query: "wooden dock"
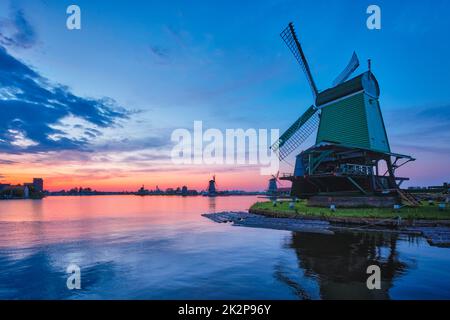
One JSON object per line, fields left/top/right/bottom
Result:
{"left": 202, "top": 212, "right": 334, "bottom": 234}
{"left": 406, "top": 227, "right": 450, "bottom": 247}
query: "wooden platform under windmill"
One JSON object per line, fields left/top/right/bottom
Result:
{"left": 272, "top": 22, "right": 417, "bottom": 208}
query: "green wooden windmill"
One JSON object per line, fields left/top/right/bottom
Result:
{"left": 272, "top": 23, "right": 417, "bottom": 205}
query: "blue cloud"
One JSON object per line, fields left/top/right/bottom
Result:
{"left": 0, "top": 46, "right": 128, "bottom": 153}
{"left": 11, "top": 8, "right": 36, "bottom": 48}
{"left": 0, "top": 6, "right": 36, "bottom": 49}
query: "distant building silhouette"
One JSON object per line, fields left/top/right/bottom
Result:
{"left": 24, "top": 185, "right": 30, "bottom": 198}
{"left": 33, "top": 178, "right": 43, "bottom": 192}
{"left": 0, "top": 183, "right": 11, "bottom": 192}
{"left": 1, "top": 178, "right": 44, "bottom": 199}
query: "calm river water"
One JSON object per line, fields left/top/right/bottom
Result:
{"left": 0, "top": 195, "right": 449, "bottom": 299}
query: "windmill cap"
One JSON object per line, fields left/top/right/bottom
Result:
{"left": 315, "top": 71, "right": 380, "bottom": 106}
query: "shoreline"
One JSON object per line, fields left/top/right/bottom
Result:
{"left": 203, "top": 211, "right": 450, "bottom": 247}
{"left": 249, "top": 199, "right": 450, "bottom": 226}
{"left": 0, "top": 193, "right": 261, "bottom": 200}
{"left": 248, "top": 208, "right": 450, "bottom": 227}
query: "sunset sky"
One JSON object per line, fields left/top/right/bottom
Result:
{"left": 1, "top": 0, "right": 449, "bottom": 191}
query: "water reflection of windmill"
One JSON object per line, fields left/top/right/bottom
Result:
{"left": 273, "top": 23, "right": 416, "bottom": 206}
{"left": 278, "top": 231, "right": 412, "bottom": 300}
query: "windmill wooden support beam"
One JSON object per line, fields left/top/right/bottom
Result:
{"left": 280, "top": 143, "right": 413, "bottom": 200}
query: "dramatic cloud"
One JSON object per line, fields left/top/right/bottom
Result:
{"left": 0, "top": 46, "right": 128, "bottom": 153}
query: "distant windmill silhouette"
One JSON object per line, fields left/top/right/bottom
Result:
{"left": 207, "top": 175, "right": 217, "bottom": 196}
{"left": 267, "top": 171, "right": 283, "bottom": 195}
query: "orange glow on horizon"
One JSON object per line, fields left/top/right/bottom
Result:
{"left": 0, "top": 163, "right": 270, "bottom": 192}
{"left": 1, "top": 150, "right": 443, "bottom": 192}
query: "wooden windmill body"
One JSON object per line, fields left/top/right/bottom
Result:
{"left": 273, "top": 23, "right": 417, "bottom": 206}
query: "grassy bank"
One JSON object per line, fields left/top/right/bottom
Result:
{"left": 250, "top": 200, "right": 450, "bottom": 220}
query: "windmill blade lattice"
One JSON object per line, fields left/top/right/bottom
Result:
{"left": 272, "top": 105, "right": 320, "bottom": 160}
{"left": 280, "top": 23, "right": 319, "bottom": 100}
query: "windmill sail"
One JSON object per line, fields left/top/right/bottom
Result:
{"left": 271, "top": 105, "right": 319, "bottom": 160}
{"left": 281, "top": 23, "right": 319, "bottom": 100}
{"left": 333, "top": 52, "right": 360, "bottom": 86}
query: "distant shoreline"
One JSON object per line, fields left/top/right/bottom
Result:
{"left": 1, "top": 193, "right": 263, "bottom": 200}
{"left": 48, "top": 193, "right": 262, "bottom": 196}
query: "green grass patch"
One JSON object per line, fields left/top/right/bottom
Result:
{"left": 250, "top": 200, "right": 450, "bottom": 220}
